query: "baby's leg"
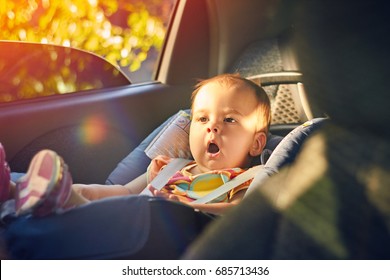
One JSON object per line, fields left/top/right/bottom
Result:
{"left": 72, "top": 183, "right": 132, "bottom": 201}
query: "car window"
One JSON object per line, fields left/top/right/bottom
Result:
{"left": 0, "top": 0, "right": 177, "bottom": 84}
{"left": 0, "top": 41, "right": 131, "bottom": 102}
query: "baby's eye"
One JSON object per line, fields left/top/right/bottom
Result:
{"left": 224, "top": 117, "right": 236, "bottom": 123}
{"left": 198, "top": 116, "right": 208, "bottom": 123}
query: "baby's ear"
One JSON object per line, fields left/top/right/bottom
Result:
{"left": 249, "top": 131, "right": 267, "bottom": 157}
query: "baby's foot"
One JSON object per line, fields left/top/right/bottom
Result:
{"left": 15, "top": 150, "right": 72, "bottom": 216}
{"left": 0, "top": 143, "right": 11, "bottom": 203}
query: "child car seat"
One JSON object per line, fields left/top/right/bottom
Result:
{"left": 105, "top": 109, "right": 284, "bottom": 186}
{"left": 2, "top": 111, "right": 324, "bottom": 259}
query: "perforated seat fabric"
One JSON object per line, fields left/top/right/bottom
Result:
{"left": 230, "top": 38, "right": 310, "bottom": 125}
{"left": 270, "top": 84, "right": 301, "bottom": 124}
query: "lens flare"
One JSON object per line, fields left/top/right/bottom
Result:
{"left": 79, "top": 116, "right": 108, "bottom": 145}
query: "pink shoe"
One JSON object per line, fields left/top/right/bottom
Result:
{"left": 15, "top": 150, "right": 72, "bottom": 216}
{"left": 0, "top": 143, "right": 11, "bottom": 203}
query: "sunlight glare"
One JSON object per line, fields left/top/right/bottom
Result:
{"left": 18, "top": 29, "right": 27, "bottom": 40}
{"left": 70, "top": 4, "right": 78, "bottom": 14}
{"left": 7, "top": 11, "right": 15, "bottom": 20}
{"left": 88, "top": 0, "right": 98, "bottom": 7}
{"left": 79, "top": 116, "right": 108, "bottom": 145}
{"left": 121, "top": 48, "right": 129, "bottom": 58}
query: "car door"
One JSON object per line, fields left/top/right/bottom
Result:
{"left": 0, "top": 0, "right": 213, "bottom": 184}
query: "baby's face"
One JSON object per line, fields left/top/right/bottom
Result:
{"left": 190, "top": 82, "right": 262, "bottom": 173}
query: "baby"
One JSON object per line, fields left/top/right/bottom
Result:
{"left": 0, "top": 73, "right": 271, "bottom": 216}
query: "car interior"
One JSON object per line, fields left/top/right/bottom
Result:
{"left": 2, "top": 0, "right": 388, "bottom": 260}
{"left": 0, "top": 0, "right": 315, "bottom": 185}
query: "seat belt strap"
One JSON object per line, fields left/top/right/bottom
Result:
{"left": 191, "top": 165, "right": 263, "bottom": 204}
{"left": 140, "top": 158, "right": 192, "bottom": 196}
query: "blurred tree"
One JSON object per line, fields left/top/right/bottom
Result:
{"left": 0, "top": 0, "right": 168, "bottom": 73}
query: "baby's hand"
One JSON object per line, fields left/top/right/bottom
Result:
{"left": 147, "top": 185, "right": 191, "bottom": 204}
{"left": 148, "top": 185, "right": 178, "bottom": 200}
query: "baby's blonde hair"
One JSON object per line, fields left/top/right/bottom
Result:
{"left": 191, "top": 73, "right": 271, "bottom": 134}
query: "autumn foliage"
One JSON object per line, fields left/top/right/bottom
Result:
{"left": 0, "top": 0, "right": 172, "bottom": 72}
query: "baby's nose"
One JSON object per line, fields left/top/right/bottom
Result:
{"left": 207, "top": 124, "right": 219, "bottom": 133}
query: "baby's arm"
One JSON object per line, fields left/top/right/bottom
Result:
{"left": 72, "top": 173, "right": 148, "bottom": 201}
{"left": 123, "top": 173, "right": 148, "bottom": 194}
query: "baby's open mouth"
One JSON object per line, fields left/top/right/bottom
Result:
{"left": 208, "top": 143, "right": 220, "bottom": 154}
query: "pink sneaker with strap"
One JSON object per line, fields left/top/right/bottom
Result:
{"left": 0, "top": 143, "right": 11, "bottom": 203}
{"left": 15, "top": 149, "right": 72, "bottom": 216}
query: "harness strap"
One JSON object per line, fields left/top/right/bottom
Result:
{"left": 140, "top": 158, "right": 192, "bottom": 196}
{"left": 191, "top": 165, "right": 263, "bottom": 204}
{"left": 141, "top": 158, "right": 262, "bottom": 204}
